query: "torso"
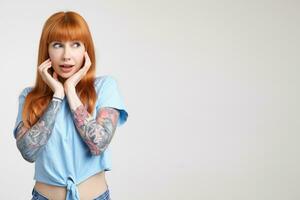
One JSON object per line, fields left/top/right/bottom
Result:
{"left": 33, "top": 171, "right": 108, "bottom": 200}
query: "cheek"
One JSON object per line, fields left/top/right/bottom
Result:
{"left": 48, "top": 51, "right": 61, "bottom": 64}
{"left": 76, "top": 53, "right": 85, "bottom": 66}
{"left": 48, "top": 57, "right": 60, "bottom": 72}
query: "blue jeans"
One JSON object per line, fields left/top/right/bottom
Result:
{"left": 31, "top": 187, "right": 111, "bottom": 200}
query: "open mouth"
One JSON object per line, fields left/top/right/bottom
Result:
{"left": 59, "top": 64, "right": 74, "bottom": 68}
{"left": 59, "top": 64, "right": 75, "bottom": 72}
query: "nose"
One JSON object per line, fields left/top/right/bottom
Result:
{"left": 63, "top": 46, "right": 71, "bottom": 61}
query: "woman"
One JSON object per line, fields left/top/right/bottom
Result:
{"left": 13, "top": 11, "right": 128, "bottom": 200}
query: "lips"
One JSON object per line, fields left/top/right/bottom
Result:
{"left": 59, "top": 64, "right": 74, "bottom": 68}
{"left": 59, "top": 64, "right": 75, "bottom": 73}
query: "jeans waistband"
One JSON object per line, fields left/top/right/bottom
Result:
{"left": 32, "top": 187, "right": 110, "bottom": 200}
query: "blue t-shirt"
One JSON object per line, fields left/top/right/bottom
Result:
{"left": 13, "top": 75, "right": 128, "bottom": 200}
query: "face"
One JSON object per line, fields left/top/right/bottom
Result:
{"left": 48, "top": 40, "right": 85, "bottom": 80}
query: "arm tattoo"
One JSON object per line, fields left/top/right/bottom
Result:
{"left": 15, "top": 99, "right": 62, "bottom": 163}
{"left": 71, "top": 106, "right": 119, "bottom": 155}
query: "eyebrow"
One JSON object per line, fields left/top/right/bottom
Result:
{"left": 51, "top": 40, "right": 82, "bottom": 43}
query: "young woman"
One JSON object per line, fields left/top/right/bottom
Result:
{"left": 13, "top": 11, "right": 128, "bottom": 200}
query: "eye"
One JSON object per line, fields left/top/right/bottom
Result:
{"left": 52, "top": 43, "right": 62, "bottom": 48}
{"left": 73, "top": 42, "right": 81, "bottom": 47}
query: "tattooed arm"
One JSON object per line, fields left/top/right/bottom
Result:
{"left": 71, "top": 105, "right": 119, "bottom": 155}
{"left": 15, "top": 98, "right": 62, "bottom": 163}
{"left": 66, "top": 86, "right": 119, "bottom": 155}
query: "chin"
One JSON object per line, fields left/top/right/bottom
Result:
{"left": 59, "top": 72, "right": 74, "bottom": 78}
{"left": 55, "top": 73, "right": 71, "bottom": 83}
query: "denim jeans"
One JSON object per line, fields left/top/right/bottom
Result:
{"left": 31, "top": 187, "right": 111, "bottom": 200}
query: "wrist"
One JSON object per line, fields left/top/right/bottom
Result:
{"left": 52, "top": 96, "right": 64, "bottom": 102}
{"left": 53, "top": 91, "right": 65, "bottom": 99}
{"left": 64, "top": 85, "right": 76, "bottom": 94}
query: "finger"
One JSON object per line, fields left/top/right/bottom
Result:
{"left": 83, "top": 52, "right": 91, "bottom": 71}
{"left": 41, "top": 64, "right": 52, "bottom": 76}
{"left": 40, "top": 60, "right": 51, "bottom": 70}
{"left": 43, "top": 58, "right": 50, "bottom": 64}
{"left": 40, "top": 58, "right": 51, "bottom": 67}
{"left": 39, "top": 63, "right": 51, "bottom": 74}
{"left": 84, "top": 51, "right": 91, "bottom": 65}
{"left": 41, "top": 62, "right": 52, "bottom": 72}
{"left": 82, "top": 63, "right": 90, "bottom": 74}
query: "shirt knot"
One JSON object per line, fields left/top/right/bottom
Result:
{"left": 66, "top": 177, "right": 80, "bottom": 200}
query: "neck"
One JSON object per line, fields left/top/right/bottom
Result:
{"left": 58, "top": 76, "right": 67, "bottom": 84}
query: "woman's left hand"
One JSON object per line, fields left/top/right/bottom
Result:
{"left": 64, "top": 51, "right": 91, "bottom": 90}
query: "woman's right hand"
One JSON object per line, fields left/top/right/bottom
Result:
{"left": 38, "top": 58, "right": 65, "bottom": 98}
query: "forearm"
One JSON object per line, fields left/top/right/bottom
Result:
{"left": 71, "top": 105, "right": 117, "bottom": 155}
{"left": 16, "top": 98, "right": 62, "bottom": 163}
{"left": 66, "top": 87, "right": 117, "bottom": 155}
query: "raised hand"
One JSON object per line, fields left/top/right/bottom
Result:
{"left": 38, "top": 58, "right": 65, "bottom": 98}
{"left": 64, "top": 51, "right": 91, "bottom": 90}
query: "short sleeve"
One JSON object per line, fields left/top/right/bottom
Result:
{"left": 95, "top": 76, "right": 129, "bottom": 127}
{"left": 13, "top": 87, "right": 32, "bottom": 139}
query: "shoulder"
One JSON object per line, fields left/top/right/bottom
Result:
{"left": 18, "top": 86, "right": 34, "bottom": 98}
{"left": 94, "top": 75, "right": 118, "bottom": 90}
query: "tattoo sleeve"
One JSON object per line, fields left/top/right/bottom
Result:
{"left": 71, "top": 106, "right": 120, "bottom": 155}
{"left": 15, "top": 98, "right": 62, "bottom": 163}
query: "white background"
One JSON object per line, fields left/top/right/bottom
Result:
{"left": 0, "top": 0, "right": 299, "bottom": 199}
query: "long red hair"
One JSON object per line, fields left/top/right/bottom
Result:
{"left": 22, "top": 11, "right": 97, "bottom": 128}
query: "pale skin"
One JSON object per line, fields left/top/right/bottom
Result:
{"left": 16, "top": 40, "right": 120, "bottom": 162}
